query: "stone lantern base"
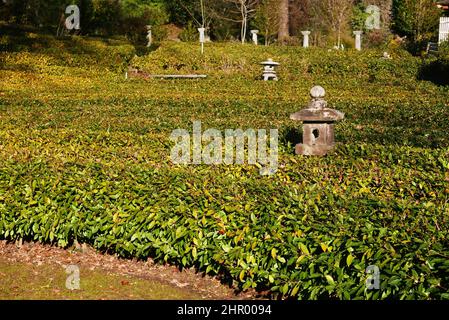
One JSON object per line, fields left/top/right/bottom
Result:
{"left": 263, "top": 70, "right": 278, "bottom": 81}
{"left": 295, "top": 144, "right": 336, "bottom": 156}
{"left": 295, "top": 122, "right": 336, "bottom": 156}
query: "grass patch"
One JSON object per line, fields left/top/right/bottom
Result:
{"left": 0, "top": 258, "right": 202, "bottom": 300}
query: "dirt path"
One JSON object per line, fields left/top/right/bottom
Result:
{"left": 0, "top": 241, "right": 259, "bottom": 300}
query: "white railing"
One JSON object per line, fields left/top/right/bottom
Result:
{"left": 439, "top": 17, "right": 449, "bottom": 44}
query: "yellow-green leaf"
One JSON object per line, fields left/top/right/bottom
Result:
{"left": 320, "top": 242, "right": 328, "bottom": 252}
{"left": 346, "top": 254, "right": 354, "bottom": 267}
{"left": 282, "top": 283, "right": 289, "bottom": 294}
{"left": 291, "top": 285, "right": 300, "bottom": 296}
{"left": 296, "top": 255, "right": 307, "bottom": 264}
{"left": 299, "top": 243, "right": 310, "bottom": 255}
{"left": 239, "top": 270, "right": 245, "bottom": 282}
{"left": 271, "top": 248, "right": 277, "bottom": 259}
{"left": 325, "top": 275, "right": 335, "bottom": 285}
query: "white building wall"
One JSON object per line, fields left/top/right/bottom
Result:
{"left": 440, "top": 17, "right": 449, "bottom": 44}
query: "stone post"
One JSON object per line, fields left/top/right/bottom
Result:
{"left": 301, "top": 31, "right": 311, "bottom": 48}
{"left": 146, "top": 25, "right": 152, "bottom": 47}
{"left": 198, "top": 27, "right": 205, "bottom": 54}
{"left": 250, "top": 30, "right": 259, "bottom": 45}
{"left": 353, "top": 31, "right": 363, "bottom": 51}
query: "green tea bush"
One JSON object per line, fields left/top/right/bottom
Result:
{"left": 0, "top": 32, "right": 136, "bottom": 72}
{"left": 179, "top": 22, "right": 199, "bottom": 42}
{"left": 131, "top": 42, "right": 420, "bottom": 84}
{"left": 419, "top": 42, "right": 449, "bottom": 86}
{"left": 1, "top": 38, "right": 449, "bottom": 300}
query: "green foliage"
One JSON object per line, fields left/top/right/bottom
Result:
{"left": 392, "top": 0, "right": 441, "bottom": 52}
{"left": 0, "top": 0, "right": 169, "bottom": 44}
{"left": 179, "top": 21, "right": 199, "bottom": 42}
{"left": 121, "top": 0, "right": 166, "bottom": 19}
{"left": 0, "top": 0, "right": 65, "bottom": 26}
{"left": 0, "top": 32, "right": 135, "bottom": 72}
{"left": 90, "top": 0, "right": 122, "bottom": 36}
{"left": 1, "top": 38, "right": 449, "bottom": 300}
{"left": 351, "top": 2, "right": 369, "bottom": 31}
{"left": 419, "top": 42, "right": 449, "bottom": 85}
{"left": 253, "top": 0, "right": 280, "bottom": 46}
{"left": 130, "top": 41, "right": 420, "bottom": 81}
{"left": 163, "top": 0, "right": 197, "bottom": 26}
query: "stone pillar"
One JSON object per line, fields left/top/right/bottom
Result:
{"left": 198, "top": 27, "right": 205, "bottom": 54}
{"left": 251, "top": 30, "right": 259, "bottom": 45}
{"left": 353, "top": 31, "right": 363, "bottom": 51}
{"left": 301, "top": 31, "right": 311, "bottom": 48}
{"left": 146, "top": 25, "right": 152, "bottom": 47}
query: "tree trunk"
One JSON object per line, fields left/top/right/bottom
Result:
{"left": 240, "top": 1, "right": 247, "bottom": 44}
{"left": 265, "top": 26, "right": 269, "bottom": 45}
{"left": 337, "top": 26, "right": 341, "bottom": 48}
{"left": 278, "top": 0, "right": 289, "bottom": 42}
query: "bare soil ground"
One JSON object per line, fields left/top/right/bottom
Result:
{"left": 0, "top": 240, "right": 261, "bottom": 300}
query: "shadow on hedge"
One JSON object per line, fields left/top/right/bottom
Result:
{"left": 418, "top": 60, "right": 449, "bottom": 86}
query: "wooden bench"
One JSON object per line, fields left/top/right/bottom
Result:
{"left": 426, "top": 42, "right": 439, "bottom": 55}
{"left": 126, "top": 68, "right": 207, "bottom": 80}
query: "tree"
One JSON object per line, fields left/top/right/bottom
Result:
{"left": 169, "top": 0, "right": 214, "bottom": 36}
{"left": 278, "top": 0, "right": 289, "bottom": 41}
{"left": 90, "top": 0, "right": 122, "bottom": 35}
{"left": 0, "top": 0, "right": 67, "bottom": 27}
{"left": 289, "top": 0, "right": 312, "bottom": 36}
{"left": 220, "top": 0, "right": 260, "bottom": 43}
{"left": 254, "top": 0, "right": 280, "bottom": 45}
{"left": 350, "top": 0, "right": 392, "bottom": 47}
{"left": 361, "top": 0, "right": 392, "bottom": 32}
{"left": 392, "top": 0, "right": 441, "bottom": 42}
{"left": 164, "top": 0, "right": 196, "bottom": 26}
{"left": 314, "top": 0, "right": 355, "bottom": 48}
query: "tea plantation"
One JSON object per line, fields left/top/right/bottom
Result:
{"left": 0, "top": 33, "right": 449, "bottom": 299}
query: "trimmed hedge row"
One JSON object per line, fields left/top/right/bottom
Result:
{"left": 0, "top": 141, "right": 448, "bottom": 299}
{"left": 131, "top": 42, "right": 419, "bottom": 84}
{"left": 1, "top": 38, "right": 449, "bottom": 299}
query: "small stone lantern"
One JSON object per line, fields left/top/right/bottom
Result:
{"left": 290, "top": 86, "right": 344, "bottom": 156}
{"left": 260, "top": 59, "right": 280, "bottom": 81}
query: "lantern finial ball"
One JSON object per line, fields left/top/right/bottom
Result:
{"left": 310, "top": 86, "right": 325, "bottom": 99}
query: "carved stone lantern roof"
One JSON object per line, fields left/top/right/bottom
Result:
{"left": 260, "top": 58, "right": 280, "bottom": 66}
{"left": 290, "top": 86, "right": 344, "bottom": 122}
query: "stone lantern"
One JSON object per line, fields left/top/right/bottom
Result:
{"left": 290, "top": 86, "right": 344, "bottom": 156}
{"left": 260, "top": 59, "right": 280, "bottom": 81}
